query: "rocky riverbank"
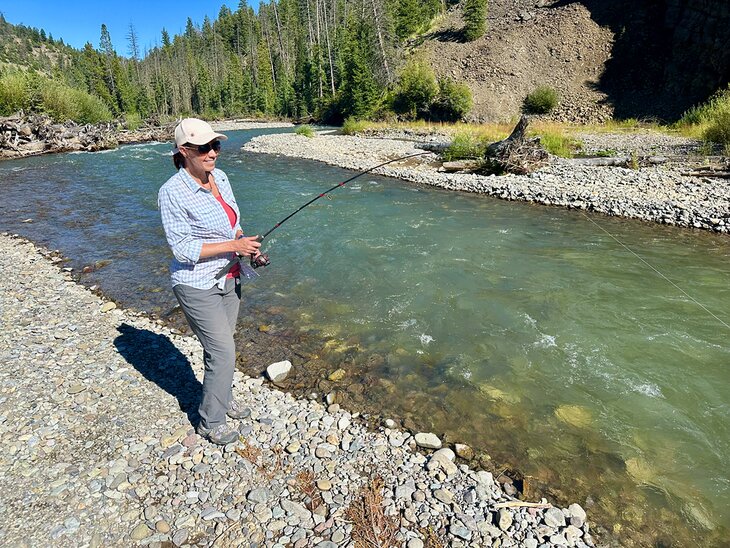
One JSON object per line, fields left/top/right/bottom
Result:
{"left": 0, "top": 115, "right": 293, "bottom": 160}
{"left": 0, "top": 231, "right": 595, "bottom": 547}
{"left": 243, "top": 131, "right": 730, "bottom": 234}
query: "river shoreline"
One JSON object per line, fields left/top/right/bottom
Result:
{"left": 243, "top": 131, "right": 730, "bottom": 235}
{"left": 0, "top": 116, "right": 293, "bottom": 160}
{"left": 0, "top": 231, "right": 596, "bottom": 547}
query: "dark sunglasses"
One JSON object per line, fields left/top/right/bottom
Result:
{"left": 184, "top": 141, "right": 221, "bottom": 154}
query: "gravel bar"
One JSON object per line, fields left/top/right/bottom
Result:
{"left": 0, "top": 232, "right": 596, "bottom": 547}
{"left": 243, "top": 133, "right": 729, "bottom": 234}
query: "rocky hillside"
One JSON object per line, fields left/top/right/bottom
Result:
{"left": 422, "top": 0, "right": 730, "bottom": 124}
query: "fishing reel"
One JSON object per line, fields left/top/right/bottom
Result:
{"left": 250, "top": 253, "right": 270, "bottom": 269}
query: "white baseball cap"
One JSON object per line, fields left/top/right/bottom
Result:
{"left": 173, "top": 118, "right": 227, "bottom": 152}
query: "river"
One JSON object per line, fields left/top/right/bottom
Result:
{"left": 1, "top": 128, "right": 728, "bottom": 546}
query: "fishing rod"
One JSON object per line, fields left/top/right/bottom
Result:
{"left": 214, "top": 151, "right": 431, "bottom": 280}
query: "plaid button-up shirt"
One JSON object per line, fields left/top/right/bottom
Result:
{"left": 158, "top": 168, "right": 242, "bottom": 289}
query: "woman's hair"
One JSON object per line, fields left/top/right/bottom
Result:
{"left": 173, "top": 151, "right": 185, "bottom": 170}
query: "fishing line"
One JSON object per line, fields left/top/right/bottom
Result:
{"left": 215, "top": 151, "right": 431, "bottom": 280}
{"left": 581, "top": 212, "right": 730, "bottom": 331}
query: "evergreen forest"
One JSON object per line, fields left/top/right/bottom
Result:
{"left": 0, "top": 0, "right": 475, "bottom": 125}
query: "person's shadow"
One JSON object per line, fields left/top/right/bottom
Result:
{"left": 113, "top": 323, "right": 202, "bottom": 426}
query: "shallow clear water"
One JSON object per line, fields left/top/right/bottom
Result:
{"left": 1, "top": 129, "right": 728, "bottom": 546}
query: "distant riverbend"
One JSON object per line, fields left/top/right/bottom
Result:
{"left": 243, "top": 130, "right": 730, "bottom": 234}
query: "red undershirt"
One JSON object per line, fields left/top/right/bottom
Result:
{"left": 215, "top": 194, "right": 241, "bottom": 278}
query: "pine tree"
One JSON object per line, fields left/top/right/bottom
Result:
{"left": 339, "top": 21, "right": 379, "bottom": 119}
{"left": 463, "top": 0, "right": 488, "bottom": 41}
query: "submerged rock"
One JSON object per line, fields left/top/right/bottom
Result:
{"left": 554, "top": 404, "right": 592, "bottom": 428}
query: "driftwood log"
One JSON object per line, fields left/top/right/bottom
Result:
{"left": 484, "top": 114, "right": 548, "bottom": 174}
{"left": 441, "top": 160, "right": 481, "bottom": 173}
{"left": 682, "top": 170, "right": 730, "bottom": 178}
{"left": 567, "top": 156, "right": 669, "bottom": 167}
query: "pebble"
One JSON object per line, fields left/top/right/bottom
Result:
{"left": 0, "top": 233, "right": 597, "bottom": 548}
{"left": 130, "top": 524, "right": 152, "bottom": 541}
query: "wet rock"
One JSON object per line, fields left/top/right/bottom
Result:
{"left": 569, "top": 503, "right": 587, "bottom": 527}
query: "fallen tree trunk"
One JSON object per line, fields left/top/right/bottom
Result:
{"left": 567, "top": 156, "right": 669, "bottom": 167}
{"left": 440, "top": 160, "right": 481, "bottom": 173}
{"left": 682, "top": 170, "right": 730, "bottom": 178}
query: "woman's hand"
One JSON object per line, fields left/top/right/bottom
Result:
{"left": 231, "top": 235, "right": 261, "bottom": 257}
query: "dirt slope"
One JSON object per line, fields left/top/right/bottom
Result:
{"left": 421, "top": 0, "right": 615, "bottom": 123}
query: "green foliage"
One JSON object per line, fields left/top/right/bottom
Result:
{"left": 536, "top": 131, "right": 581, "bottom": 158}
{"left": 463, "top": 0, "right": 488, "bottom": 41}
{"left": 294, "top": 124, "right": 315, "bottom": 138}
{"left": 392, "top": 58, "right": 438, "bottom": 119}
{"left": 341, "top": 118, "right": 370, "bottom": 135}
{"left": 431, "top": 78, "right": 472, "bottom": 122}
{"left": 0, "top": 1, "right": 449, "bottom": 124}
{"left": 394, "top": 0, "right": 442, "bottom": 40}
{"left": 703, "top": 109, "right": 730, "bottom": 148}
{"left": 523, "top": 85, "right": 559, "bottom": 114}
{"left": 339, "top": 21, "right": 381, "bottom": 120}
{"left": 0, "top": 71, "right": 32, "bottom": 114}
{"left": 0, "top": 70, "right": 112, "bottom": 123}
{"left": 124, "top": 112, "right": 143, "bottom": 130}
{"left": 42, "top": 79, "right": 113, "bottom": 123}
{"left": 677, "top": 86, "right": 730, "bottom": 126}
{"left": 677, "top": 86, "right": 730, "bottom": 149}
{"left": 442, "top": 132, "right": 489, "bottom": 161}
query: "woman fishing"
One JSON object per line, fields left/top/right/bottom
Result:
{"left": 158, "top": 118, "right": 261, "bottom": 445}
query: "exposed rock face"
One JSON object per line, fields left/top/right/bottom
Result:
{"left": 424, "top": 0, "right": 729, "bottom": 123}
{"left": 663, "top": 0, "right": 730, "bottom": 109}
{"left": 589, "top": 0, "right": 730, "bottom": 120}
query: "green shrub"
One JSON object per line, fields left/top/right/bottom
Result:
{"left": 431, "top": 78, "right": 472, "bottom": 122}
{"left": 0, "top": 70, "right": 112, "bottom": 123}
{"left": 342, "top": 118, "right": 370, "bottom": 135}
{"left": 523, "top": 85, "right": 559, "bottom": 114}
{"left": 703, "top": 108, "right": 730, "bottom": 148}
{"left": 294, "top": 124, "right": 315, "bottom": 138}
{"left": 676, "top": 85, "right": 730, "bottom": 150}
{"left": 73, "top": 90, "right": 113, "bottom": 124}
{"left": 463, "top": 0, "right": 488, "bottom": 41}
{"left": 39, "top": 81, "right": 79, "bottom": 122}
{"left": 123, "top": 112, "right": 143, "bottom": 131}
{"left": 392, "top": 58, "right": 438, "bottom": 119}
{"left": 0, "top": 71, "right": 32, "bottom": 114}
{"left": 537, "top": 131, "right": 582, "bottom": 158}
{"left": 678, "top": 87, "right": 730, "bottom": 126}
{"left": 442, "top": 132, "right": 488, "bottom": 161}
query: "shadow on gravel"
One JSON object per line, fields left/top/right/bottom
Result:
{"left": 113, "top": 323, "right": 202, "bottom": 426}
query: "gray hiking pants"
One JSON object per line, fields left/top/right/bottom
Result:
{"left": 173, "top": 277, "right": 241, "bottom": 430}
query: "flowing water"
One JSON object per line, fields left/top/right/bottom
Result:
{"left": 1, "top": 129, "right": 728, "bottom": 546}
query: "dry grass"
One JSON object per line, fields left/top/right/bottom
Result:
{"left": 345, "top": 476, "right": 400, "bottom": 548}
{"left": 421, "top": 526, "right": 447, "bottom": 548}
{"left": 235, "top": 440, "right": 286, "bottom": 480}
{"left": 295, "top": 470, "right": 324, "bottom": 512}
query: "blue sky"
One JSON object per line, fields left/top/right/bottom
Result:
{"left": 1, "top": 1, "right": 258, "bottom": 56}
